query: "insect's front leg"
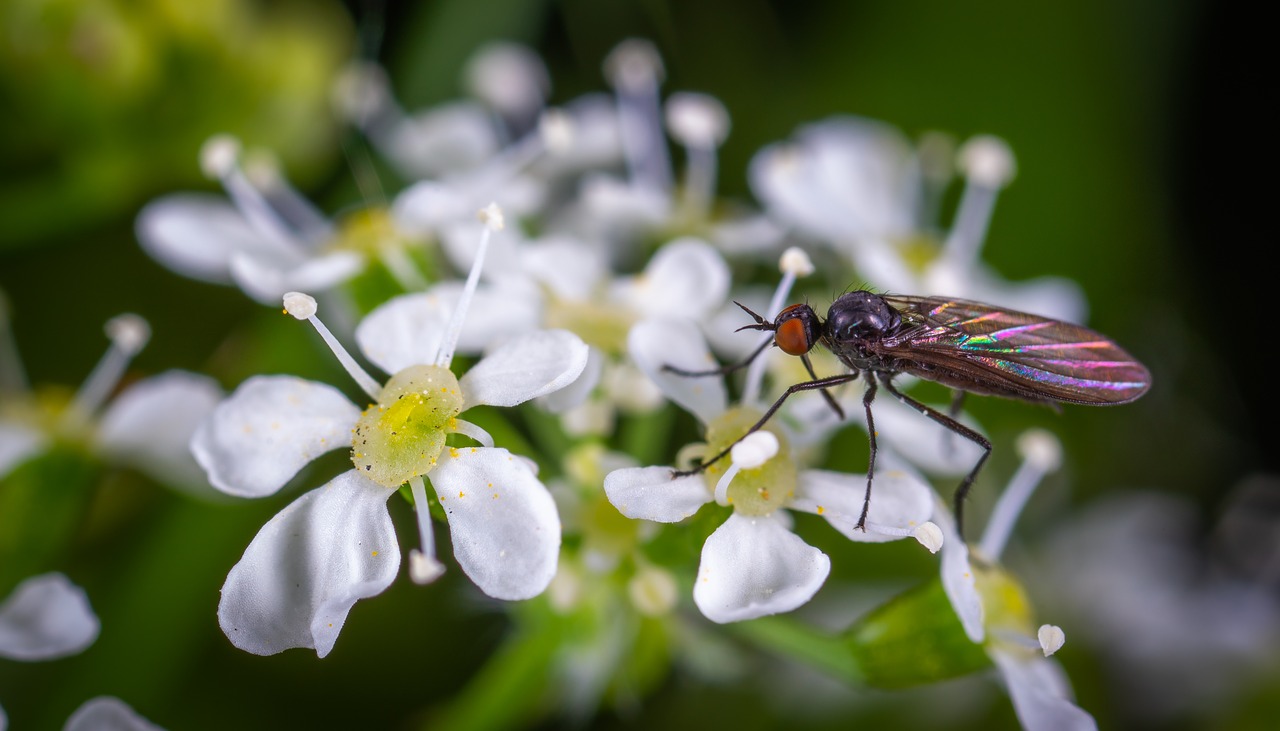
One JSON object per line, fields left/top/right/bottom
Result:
{"left": 662, "top": 336, "right": 771, "bottom": 378}
{"left": 880, "top": 375, "right": 991, "bottom": 541}
{"left": 672, "top": 372, "right": 860, "bottom": 478}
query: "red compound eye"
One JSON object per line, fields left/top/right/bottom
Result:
{"left": 775, "top": 306, "right": 816, "bottom": 356}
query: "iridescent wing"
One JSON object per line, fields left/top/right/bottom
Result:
{"left": 876, "top": 294, "right": 1151, "bottom": 405}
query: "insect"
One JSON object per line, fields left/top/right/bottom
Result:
{"left": 669, "top": 290, "right": 1152, "bottom": 537}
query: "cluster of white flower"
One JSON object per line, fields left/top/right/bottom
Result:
{"left": 2, "top": 37, "right": 1142, "bottom": 731}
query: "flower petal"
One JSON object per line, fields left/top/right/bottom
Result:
{"left": 851, "top": 394, "right": 986, "bottom": 477}
{"left": 0, "top": 419, "right": 47, "bottom": 480}
{"left": 536, "top": 345, "right": 603, "bottom": 413}
{"left": 229, "top": 249, "right": 365, "bottom": 305}
{"left": 430, "top": 447, "right": 560, "bottom": 600}
{"left": 793, "top": 467, "right": 934, "bottom": 542}
{"left": 992, "top": 650, "right": 1098, "bottom": 731}
{"left": 613, "top": 237, "right": 730, "bottom": 319}
{"left": 95, "top": 370, "right": 224, "bottom": 495}
{"left": 191, "top": 376, "right": 359, "bottom": 498}
{"left": 0, "top": 573, "right": 99, "bottom": 661}
{"left": 628, "top": 318, "right": 726, "bottom": 424}
{"left": 603, "top": 466, "right": 711, "bottom": 522}
{"left": 217, "top": 470, "right": 399, "bottom": 658}
{"left": 134, "top": 194, "right": 293, "bottom": 283}
{"left": 693, "top": 513, "right": 830, "bottom": 623}
{"left": 460, "top": 330, "right": 589, "bottom": 409}
{"left": 749, "top": 116, "right": 919, "bottom": 244}
{"left": 935, "top": 495, "right": 984, "bottom": 642}
{"left": 355, "top": 284, "right": 541, "bottom": 375}
{"left": 63, "top": 697, "right": 165, "bottom": 731}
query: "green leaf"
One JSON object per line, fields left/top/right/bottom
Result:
{"left": 842, "top": 578, "right": 992, "bottom": 688}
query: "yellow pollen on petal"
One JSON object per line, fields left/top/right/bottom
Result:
{"left": 371, "top": 551, "right": 379, "bottom": 557}
{"left": 449, "top": 447, "right": 460, "bottom": 458}
{"left": 816, "top": 505, "right": 825, "bottom": 515}
{"left": 458, "top": 491, "right": 465, "bottom": 498}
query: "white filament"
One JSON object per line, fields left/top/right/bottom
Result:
{"left": 434, "top": 204, "right": 500, "bottom": 368}
{"left": 408, "top": 476, "right": 446, "bottom": 585}
{"left": 283, "top": 292, "right": 382, "bottom": 399}
{"left": 62, "top": 314, "right": 150, "bottom": 429}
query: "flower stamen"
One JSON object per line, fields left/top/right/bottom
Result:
{"left": 61, "top": 314, "right": 150, "bottom": 430}
{"left": 200, "top": 135, "right": 306, "bottom": 253}
{"left": 435, "top": 203, "right": 502, "bottom": 368}
{"left": 942, "top": 134, "right": 1016, "bottom": 272}
{"left": 604, "top": 39, "right": 672, "bottom": 192}
{"left": 283, "top": 292, "right": 382, "bottom": 399}
{"left": 408, "top": 475, "right": 446, "bottom": 585}
{"left": 977, "top": 428, "right": 1062, "bottom": 561}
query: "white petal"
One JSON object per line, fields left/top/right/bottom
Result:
{"left": 95, "top": 371, "right": 224, "bottom": 494}
{"left": 992, "top": 650, "right": 1098, "bottom": 731}
{"left": 793, "top": 467, "right": 934, "bottom": 542}
{"left": 430, "top": 448, "right": 560, "bottom": 600}
{"left": 613, "top": 238, "right": 730, "bottom": 319}
{"left": 519, "top": 236, "right": 606, "bottom": 300}
{"left": 935, "top": 495, "right": 984, "bottom": 642}
{"left": 749, "top": 117, "right": 919, "bottom": 243}
{"left": 536, "top": 345, "right": 603, "bottom": 413}
{"left": 134, "top": 194, "right": 293, "bottom": 283}
{"left": 693, "top": 513, "right": 830, "bottom": 623}
{"left": 603, "top": 466, "right": 712, "bottom": 522}
{"left": 63, "top": 697, "right": 165, "bottom": 731}
{"left": 217, "top": 470, "right": 399, "bottom": 658}
{"left": 628, "top": 318, "right": 726, "bottom": 424}
{"left": 355, "top": 284, "right": 541, "bottom": 374}
{"left": 0, "top": 573, "right": 99, "bottom": 661}
{"left": 229, "top": 249, "right": 364, "bottom": 305}
{"left": 853, "top": 395, "right": 986, "bottom": 477}
{"left": 391, "top": 181, "right": 474, "bottom": 233}
{"left": 460, "top": 330, "right": 589, "bottom": 409}
{"left": 380, "top": 101, "right": 499, "bottom": 180}
{"left": 0, "top": 419, "right": 47, "bottom": 480}
{"left": 191, "top": 376, "right": 359, "bottom": 498}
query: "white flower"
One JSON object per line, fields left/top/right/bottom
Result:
{"left": 750, "top": 116, "right": 1085, "bottom": 321}
{"left": 135, "top": 135, "right": 379, "bottom": 304}
{"left": 191, "top": 214, "right": 590, "bottom": 657}
{"left": 62, "top": 697, "right": 165, "bottom": 731}
{"left": 361, "top": 234, "right": 732, "bottom": 432}
{"left": 934, "top": 428, "right": 1097, "bottom": 731}
{"left": 604, "top": 313, "right": 936, "bottom": 623}
{"left": 0, "top": 573, "right": 99, "bottom": 661}
{"left": 0, "top": 307, "right": 221, "bottom": 497}
{"left": 0, "top": 575, "right": 154, "bottom": 731}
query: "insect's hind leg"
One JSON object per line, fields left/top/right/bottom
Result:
{"left": 880, "top": 376, "right": 991, "bottom": 541}
{"left": 672, "top": 372, "right": 860, "bottom": 478}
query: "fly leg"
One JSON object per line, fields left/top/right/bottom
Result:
{"left": 855, "top": 375, "right": 878, "bottom": 531}
{"left": 662, "top": 336, "right": 771, "bottom": 378}
{"left": 672, "top": 372, "right": 860, "bottom": 478}
{"left": 802, "top": 353, "right": 845, "bottom": 420}
{"left": 881, "top": 376, "right": 991, "bottom": 541}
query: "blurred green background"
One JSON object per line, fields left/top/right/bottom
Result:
{"left": 1, "top": 0, "right": 1273, "bottom": 729}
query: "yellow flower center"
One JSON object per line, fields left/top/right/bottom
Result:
{"left": 699, "top": 406, "right": 796, "bottom": 516}
{"left": 351, "top": 364, "right": 464, "bottom": 488}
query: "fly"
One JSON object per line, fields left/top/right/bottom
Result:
{"left": 668, "top": 290, "right": 1152, "bottom": 537}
